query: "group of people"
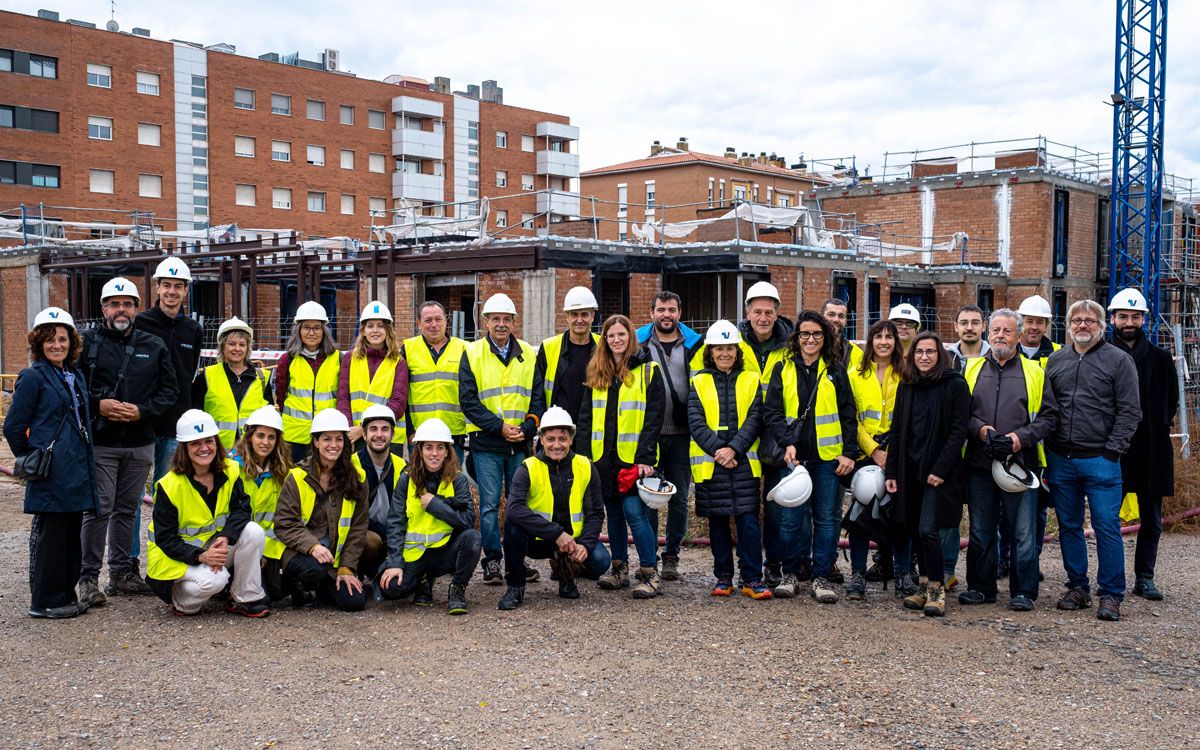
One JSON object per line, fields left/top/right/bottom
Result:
{"left": 6, "top": 255, "right": 1177, "bottom": 624}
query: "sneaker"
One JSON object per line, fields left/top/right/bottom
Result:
{"left": 28, "top": 603, "right": 84, "bottom": 619}
{"left": 497, "top": 585, "right": 525, "bottom": 611}
{"left": 78, "top": 578, "right": 107, "bottom": 607}
{"left": 1056, "top": 587, "right": 1093, "bottom": 611}
{"left": 481, "top": 559, "right": 503, "bottom": 586}
{"left": 1097, "top": 595, "right": 1121, "bottom": 622}
{"left": 414, "top": 576, "right": 434, "bottom": 607}
{"left": 524, "top": 560, "right": 540, "bottom": 583}
{"left": 105, "top": 571, "right": 153, "bottom": 597}
{"left": 558, "top": 578, "right": 580, "bottom": 599}
{"left": 894, "top": 574, "right": 919, "bottom": 598}
{"left": 1133, "top": 577, "right": 1164, "bottom": 601}
{"left": 291, "top": 588, "right": 318, "bottom": 609}
{"left": 773, "top": 573, "right": 800, "bottom": 599}
{"left": 924, "top": 583, "right": 946, "bottom": 617}
{"left": 957, "top": 589, "right": 997, "bottom": 605}
{"left": 597, "top": 560, "right": 629, "bottom": 590}
{"left": 944, "top": 574, "right": 959, "bottom": 592}
{"left": 828, "top": 563, "right": 845, "bottom": 585}
{"left": 763, "top": 563, "right": 783, "bottom": 588}
{"left": 740, "top": 581, "right": 774, "bottom": 600}
{"left": 845, "top": 572, "right": 867, "bottom": 601}
{"left": 903, "top": 577, "right": 928, "bottom": 610}
{"left": 631, "top": 566, "right": 661, "bottom": 599}
{"left": 225, "top": 598, "right": 272, "bottom": 618}
{"left": 810, "top": 577, "right": 838, "bottom": 604}
{"left": 447, "top": 583, "right": 468, "bottom": 615}
{"left": 1009, "top": 594, "right": 1034, "bottom": 612}
{"left": 711, "top": 580, "right": 734, "bottom": 596}
{"left": 661, "top": 555, "right": 681, "bottom": 581}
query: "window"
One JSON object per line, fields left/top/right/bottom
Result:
{"left": 339, "top": 105, "right": 354, "bottom": 125}
{"left": 191, "top": 75, "right": 206, "bottom": 98}
{"left": 522, "top": 134, "right": 535, "bottom": 152}
{"left": 0, "top": 106, "right": 11, "bottom": 128}
{"left": 31, "top": 163, "right": 60, "bottom": 188}
{"left": 271, "top": 141, "right": 291, "bottom": 162}
{"left": 496, "top": 130, "right": 507, "bottom": 148}
{"left": 368, "top": 153, "right": 385, "bottom": 173}
{"left": 718, "top": 179, "right": 725, "bottom": 202}
{"left": 340, "top": 149, "right": 354, "bottom": 169}
{"left": 192, "top": 124, "right": 208, "bottom": 141}
{"left": 617, "top": 184, "right": 628, "bottom": 217}
{"left": 234, "top": 88, "right": 255, "bottom": 110}
{"left": 496, "top": 170, "right": 507, "bottom": 188}
{"left": 468, "top": 184, "right": 479, "bottom": 199}
{"left": 368, "top": 109, "right": 385, "bottom": 129}
{"left": 139, "top": 174, "right": 162, "bottom": 198}
{"left": 306, "top": 145, "right": 325, "bottom": 166}
{"left": 0, "top": 106, "right": 58, "bottom": 133}
{"left": 467, "top": 121, "right": 479, "bottom": 141}
{"left": 90, "top": 169, "right": 114, "bottom": 194}
{"left": 88, "top": 116, "right": 113, "bottom": 140}
{"left": 29, "top": 55, "right": 57, "bottom": 79}
{"left": 777, "top": 194, "right": 791, "bottom": 208}
{"left": 306, "top": 99, "right": 325, "bottom": 121}
{"left": 521, "top": 213, "right": 535, "bottom": 229}
{"left": 521, "top": 174, "right": 535, "bottom": 192}
{"left": 138, "top": 123, "right": 161, "bottom": 146}
{"left": 549, "top": 140, "right": 564, "bottom": 153}
{"left": 192, "top": 146, "right": 208, "bottom": 168}
{"left": 136, "top": 71, "right": 160, "bottom": 95}
{"left": 495, "top": 210, "right": 508, "bottom": 228}
{"left": 225, "top": 136, "right": 251, "bottom": 159}
{"left": 235, "top": 184, "right": 256, "bottom": 207}
{"left": 708, "top": 177, "right": 714, "bottom": 207}
{"left": 307, "top": 191, "right": 326, "bottom": 212}
{"left": 271, "top": 94, "right": 291, "bottom": 116}
{"left": 87, "top": 63, "right": 111, "bottom": 88}
{"left": 192, "top": 102, "right": 207, "bottom": 117}
{"left": 1053, "top": 188, "right": 1069, "bottom": 278}
{"left": 193, "top": 174, "right": 208, "bottom": 192}
{"left": 272, "top": 187, "right": 292, "bottom": 209}
{"left": 468, "top": 142, "right": 479, "bottom": 159}
{"left": 30, "top": 109, "right": 58, "bottom": 133}
{"left": 0, "top": 50, "right": 10, "bottom": 72}
{"left": 369, "top": 197, "right": 386, "bottom": 215}
{"left": 468, "top": 161, "right": 479, "bottom": 178}
{"left": 645, "top": 181, "right": 655, "bottom": 208}
{"left": 340, "top": 194, "right": 355, "bottom": 215}
{"left": 0, "top": 160, "right": 13, "bottom": 183}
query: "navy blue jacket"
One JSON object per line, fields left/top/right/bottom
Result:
{"left": 4, "top": 360, "right": 97, "bottom": 514}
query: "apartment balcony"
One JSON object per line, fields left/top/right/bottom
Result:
{"left": 537, "top": 189, "right": 580, "bottom": 217}
{"left": 392, "top": 171, "right": 444, "bottom": 203}
{"left": 536, "top": 150, "right": 580, "bottom": 178}
{"left": 535, "top": 121, "right": 580, "bottom": 141}
{"left": 392, "top": 127, "right": 444, "bottom": 160}
{"left": 392, "top": 95, "right": 444, "bottom": 118}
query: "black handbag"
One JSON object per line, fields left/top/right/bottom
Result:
{"left": 13, "top": 412, "right": 68, "bottom": 481}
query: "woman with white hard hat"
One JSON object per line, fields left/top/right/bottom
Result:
{"left": 338, "top": 301, "right": 409, "bottom": 452}
{"left": 193, "top": 317, "right": 273, "bottom": 451}
{"left": 3, "top": 308, "right": 96, "bottom": 619}
{"left": 230, "top": 405, "right": 293, "bottom": 602}
{"left": 145, "top": 410, "right": 270, "bottom": 617}
{"left": 277, "top": 300, "right": 341, "bottom": 463}
{"left": 271, "top": 408, "right": 370, "bottom": 611}
{"left": 687, "top": 320, "right": 771, "bottom": 599}
{"left": 377, "top": 417, "right": 481, "bottom": 614}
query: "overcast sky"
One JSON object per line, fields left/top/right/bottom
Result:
{"left": 17, "top": 1, "right": 1200, "bottom": 190}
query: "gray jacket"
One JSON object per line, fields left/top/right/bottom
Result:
{"left": 1045, "top": 341, "right": 1141, "bottom": 458}
{"left": 966, "top": 353, "right": 1057, "bottom": 470}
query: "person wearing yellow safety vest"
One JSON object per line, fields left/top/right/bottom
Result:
{"left": 529, "top": 286, "right": 599, "bottom": 423}
{"left": 337, "top": 301, "right": 409, "bottom": 455}
{"left": 272, "top": 409, "right": 370, "bottom": 612}
{"left": 229, "top": 405, "right": 293, "bottom": 602}
{"left": 378, "top": 417, "right": 480, "bottom": 614}
{"left": 399, "top": 300, "right": 468, "bottom": 462}
{"left": 763, "top": 311, "right": 858, "bottom": 604}
{"left": 276, "top": 301, "right": 340, "bottom": 464}
{"left": 348, "top": 403, "right": 401, "bottom": 598}
{"left": 1014, "top": 293, "right": 1062, "bottom": 563}
{"left": 459, "top": 293, "right": 540, "bottom": 586}
{"left": 577, "top": 314, "right": 665, "bottom": 598}
{"left": 960, "top": 309, "right": 1058, "bottom": 612}
{"left": 497, "top": 407, "right": 610, "bottom": 610}
{"left": 687, "top": 321, "right": 770, "bottom": 599}
{"left": 145, "top": 410, "right": 270, "bottom": 617}
{"left": 192, "top": 317, "right": 273, "bottom": 452}
{"left": 820, "top": 298, "right": 865, "bottom": 371}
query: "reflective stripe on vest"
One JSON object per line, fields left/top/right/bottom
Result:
{"left": 524, "top": 453, "right": 589, "bottom": 539}
{"left": 349, "top": 353, "right": 407, "bottom": 444}
{"left": 540, "top": 332, "right": 600, "bottom": 407}
{"left": 283, "top": 355, "right": 340, "bottom": 444}
{"left": 963, "top": 356, "right": 1046, "bottom": 467}
{"left": 689, "top": 370, "right": 762, "bottom": 483}
{"left": 203, "top": 364, "right": 269, "bottom": 452}
{"left": 590, "top": 361, "right": 657, "bottom": 464}
{"left": 147, "top": 463, "right": 241, "bottom": 580}
{"left": 463, "top": 337, "right": 536, "bottom": 433}
{"left": 288, "top": 467, "right": 356, "bottom": 566}
{"left": 404, "top": 335, "right": 467, "bottom": 435}
{"left": 778, "top": 356, "right": 844, "bottom": 461}
{"left": 247, "top": 474, "right": 287, "bottom": 560}
{"left": 402, "top": 475, "right": 456, "bottom": 562}
{"left": 848, "top": 360, "right": 899, "bottom": 458}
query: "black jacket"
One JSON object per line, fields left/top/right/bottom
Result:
{"left": 1113, "top": 331, "right": 1178, "bottom": 496}
{"left": 687, "top": 367, "right": 763, "bottom": 517}
{"left": 965, "top": 353, "right": 1058, "bottom": 471}
{"left": 737, "top": 316, "right": 793, "bottom": 373}
{"left": 148, "top": 470, "right": 253, "bottom": 570}
{"left": 382, "top": 471, "right": 475, "bottom": 570}
{"left": 81, "top": 325, "right": 179, "bottom": 448}
{"left": 506, "top": 451, "right": 605, "bottom": 550}
{"left": 763, "top": 355, "right": 859, "bottom": 465}
{"left": 529, "top": 332, "right": 597, "bottom": 421}
{"left": 459, "top": 336, "right": 537, "bottom": 456}
{"left": 134, "top": 306, "right": 203, "bottom": 438}
{"left": 1045, "top": 341, "right": 1142, "bottom": 459}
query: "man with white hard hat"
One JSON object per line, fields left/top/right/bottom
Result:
{"left": 530, "top": 286, "right": 600, "bottom": 423}
{"left": 460, "top": 292, "right": 539, "bottom": 585}
{"left": 349, "top": 403, "right": 405, "bottom": 598}
{"left": 78, "top": 277, "right": 179, "bottom": 606}
{"left": 1108, "top": 287, "right": 1177, "bottom": 602}
{"left": 399, "top": 300, "right": 469, "bottom": 461}
{"left": 888, "top": 303, "right": 922, "bottom": 356}
{"left": 1015, "top": 294, "right": 1060, "bottom": 368}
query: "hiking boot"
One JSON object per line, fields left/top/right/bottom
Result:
{"left": 225, "top": 598, "right": 272, "bottom": 618}
{"left": 944, "top": 574, "right": 959, "bottom": 592}
{"left": 481, "top": 559, "right": 503, "bottom": 586}
{"left": 414, "top": 576, "right": 434, "bottom": 606}
{"left": 894, "top": 574, "right": 919, "bottom": 598}
{"left": 78, "top": 578, "right": 107, "bottom": 607}
{"left": 711, "top": 579, "right": 734, "bottom": 596}
{"left": 1056, "top": 587, "right": 1093, "bottom": 611}
{"left": 1097, "top": 595, "right": 1121, "bottom": 622}
{"left": 740, "top": 580, "right": 774, "bottom": 600}
{"left": 957, "top": 589, "right": 996, "bottom": 605}
{"left": 773, "top": 573, "right": 800, "bottom": 599}
{"left": 828, "top": 562, "right": 845, "bottom": 585}
{"left": 524, "top": 560, "right": 540, "bottom": 583}
{"left": 105, "top": 571, "right": 153, "bottom": 597}
{"left": 558, "top": 578, "right": 580, "bottom": 599}
{"left": 497, "top": 585, "right": 525, "bottom": 610}
{"left": 763, "top": 562, "right": 783, "bottom": 588}
{"left": 845, "top": 572, "right": 867, "bottom": 601}
{"left": 598, "top": 559, "right": 629, "bottom": 590}
{"left": 447, "top": 583, "right": 468, "bottom": 615}
{"left": 1133, "top": 577, "right": 1164, "bottom": 601}
{"left": 865, "top": 558, "right": 893, "bottom": 582}
{"left": 661, "top": 555, "right": 681, "bottom": 581}
{"left": 903, "top": 577, "right": 928, "bottom": 610}
{"left": 29, "top": 603, "right": 85, "bottom": 619}
{"left": 924, "top": 582, "right": 946, "bottom": 617}
{"left": 1009, "top": 594, "right": 1034, "bottom": 612}
{"left": 631, "top": 566, "right": 661, "bottom": 599}
{"left": 810, "top": 577, "right": 838, "bottom": 604}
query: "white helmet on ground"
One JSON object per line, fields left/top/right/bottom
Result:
{"left": 360, "top": 301, "right": 393, "bottom": 323}
{"left": 482, "top": 293, "right": 518, "bottom": 316}
{"left": 217, "top": 316, "right": 253, "bottom": 340}
{"left": 310, "top": 408, "right": 351, "bottom": 435}
{"left": 563, "top": 286, "right": 598, "bottom": 312}
{"left": 704, "top": 319, "right": 742, "bottom": 346}
{"left": 888, "top": 303, "right": 921, "bottom": 324}
{"left": 411, "top": 417, "right": 454, "bottom": 444}
{"left": 637, "top": 475, "right": 675, "bottom": 511}
{"left": 176, "top": 409, "right": 219, "bottom": 442}
{"left": 153, "top": 256, "right": 193, "bottom": 282}
{"left": 244, "top": 405, "right": 283, "bottom": 433}
{"left": 1108, "top": 287, "right": 1149, "bottom": 313}
{"left": 538, "top": 406, "right": 576, "bottom": 436}
{"left": 1016, "top": 294, "right": 1052, "bottom": 320}
{"left": 767, "top": 464, "right": 813, "bottom": 507}
{"left": 359, "top": 403, "right": 396, "bottom": 427}
{"left": 294, "top": 301, "right": 329, "bottom": 322}
{"left": 850, "top": 465, "right": 886, "bottom": 505}
{"left": 100, "top": 277, "right": 140, "bottom": 303}
{"left": 991, "top": 455, "right": 1041, "bottom": 493}
{"left": 745, "top": 281, "right": 781, "bottom": 305}
{"left": 32, "top": 307, "right": 75, "bottom": 331}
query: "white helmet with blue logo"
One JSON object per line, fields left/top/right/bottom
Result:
{"left": 1107, "top": 287, "right": 1149, "bottom": 313}
{"left": 175, "top": 409, "right": 219, "bottom": 442}
{"left": 704, "top": 319, "right": 742, "bottom": 346}
{"left": 360, "top": 301, "right": 393, "bottom": 323}
{"left": 152, "top": 256, "right": 193, "bottom": 283}
{"left": 32, "top": 306, "right": 75, "bottom": 331}
{"left": 100, "top": 276, "right": 140, "bottom": 303}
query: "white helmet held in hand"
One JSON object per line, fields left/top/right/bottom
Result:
{"left": 1108, "top": 287, "right": 1149, "bottom": 313}
{"left": 704, "top": 319, "right": 742, "bottom": 346}
{"left": 217, "top": 316, "right": 253, "bottom": 340}
{"left": 411, "top": 417, "right": 454, "bottom": 444}
{"left": 637, "top": 475, "right": 675, "bottom": 510}
{"left": 1016, "top": 294, "right": 1052, "bottom": 320}
{"left": 244, "top": 405, "right": 283, "bottom": 433}
{"left": 744, "top": 281, "right": 780, "bottom": 305}
{"left": 850, "top": 465, "right": 887, "bottom": 505}
{"left": 767, "top": 464, "right": 813, "bottom": 507}
{"left": 359, "top": 403, "right": 396, "bottom": 427}
{"left": 294, "top": 301, "right": 329, "bottom": 322}
{"left": 538, "top": 406, "right": 576, "bottom": 436}
{"left": 562, "top": 286, "right": 598, "bottom": 312}
{"left": 153, "top": 256, "right": 193, "bottom": 282}
{"left": 482, "top": 293, "right": 518, "bottom": 316}
{"left": 176, "top": 409, "right": 219, "bottom": 442}
{"left": 991, "top": 455, "right": 1041, "bottom": 493}
{"left": 32, "top": 307, "right": 75, "bottom": 331}
{"left": 100, "top": 277, "right": 140, "bottom": 303}
{"left": 360, "top": 301, "right": 393, "bottom": 323}
{"left": 310, "top": 408, "right": 351, "bottom": 435}
{"left": 888, "top": 303, "right": 920, "bottom": 324}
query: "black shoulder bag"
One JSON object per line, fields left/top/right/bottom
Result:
{"left": 13, "top": 371, "right": 73, "bottom": 481}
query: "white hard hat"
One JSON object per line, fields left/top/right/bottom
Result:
{"left": 411, "top": 417, "right": 454, "bottom": 444}
{"left": 637, "top": 475, "right": 675, "bottom": 511}
{"left": 991, "top": 455, "right": 1040, "bottom": 493}
{"left": 152, "top": 256, "right": 193, "bottom": 282}
{"left": 1108, "top": 287, "right": 1149, "bottom": 313}
{"left": 244, "top": 405, "right": 283, "bottom": 433}
{"left": 310, "top": 408, "right": 351, "bottom": 435}
{"left": 850, "top": 465, "right": 886, "bottom": 506}
{"left": 359, "top": 403, "right": 396, "bottom": 427}
{"left": 745, "top": 281, "right": 781, "bottom": 305}
{"left": 538, "top": 406, "right": 576, "bottom": 436}
{"left": 100, "top": 276, "right": 140, "bottom": 303}
{"left": 360, "top": 300, "right": 393, "bottom": 323}
{"left": 176, "top": 409, "right": 219, "bottom": 442}
{"left": 704, "top": 319, "right": 742, "bottom": 346}
{"left": 217, "top": 316, "right": 253, "bottom": 340}
{"left": 888, "top": 303, "right": 921, "bottom": 324}
{"left": 294, "top": 301, "right": 329, "bottom": 322}
{"left": 32, "top": 306, "right": 75, "bottom": 331}
{"left": 482, "top": 293, "right": 518, "bottom": 316}
{"left": 1016, "top": 294, "right": 1052, "bottom": 320}
{"left": 767, "top": 463, "right": 813, "bottom": 507}
{"left": 562, "top": 286, "right": 598, "bottom": 312}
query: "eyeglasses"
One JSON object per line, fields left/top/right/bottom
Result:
{"left": 796, "top": 331, "right": 824, "bottom": 341}
{"left": 1069, "top": 318, "right": 1100, "bottom": 327}
{"left": 894, "top": 321, "right": 917, "bottom": 329}
{"left": 914, "top": 349, "right": 939, "bottom": 357}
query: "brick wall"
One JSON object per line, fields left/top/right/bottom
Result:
{"left": 1, "top": 265, "right": 29, "bottom": 373}
{"left": 628, "top": 272, "right": 661, "bottom": 324}
{"left": 552, "top": 267, "right": 593, "bottom": 331}
{"left": 476, "top": 271, "right": 527, "bottom": 339}
{"left": 766, "top": 264, "right": 800, "bottom": 319}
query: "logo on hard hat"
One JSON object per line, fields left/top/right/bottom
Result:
{"left": 48, "top": 311, "right": 58, "bottom": 318}
{"left": 115, "top": 284, "right": 125, "bottom": 291}
{"left": 1128, "top": 297, "right": 1136, "bottom": 306}
{"left": 169, "top": 268, "right": 178, "bottom": 276}
{"left": 373, "top": 304, "right": 381, "bottom": 313}
{"left": 721, "top": 331, "right": 731, "bottom": 339}
{"left": 193, "top": 424, "right": 203, "bottom": 433}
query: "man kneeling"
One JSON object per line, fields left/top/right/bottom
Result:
{"left": 498, "top": 407, "right": 610, "bottom": 610}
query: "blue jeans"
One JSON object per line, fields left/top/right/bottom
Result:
{"left": 1047, "top": 452, "right": 1125, "bottom": 599}
{"left": 132, "top": 436, "right": 177, "bottom": 562}
{"left": 622, "top": 495, "right": 660, "bottom": 569}
{"left": 709, "top": 512, "right": 762, "bottom": 583}
{"left": 761, "top": 465, "right": 785, "bottom": 568}
{"left": 940, "top": 527, "right": 961, "bottom": 579}
{"left": 658, "top": 434, "right": 691, "bottom": 558}
{"left": 848, "top": 530, "right": 912, "bottom": 578}
{"left": 779, "top": 460, "right": 840, "bottom": 578}
{"left": 472, "top": 450, "right": 523, "bottom": 563}
{"left": 966, "top": 470, "right": 1039, "bottom": 599}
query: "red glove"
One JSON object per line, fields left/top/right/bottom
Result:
{"left": 617, "top": 467, "right": 640, "bottom": 495}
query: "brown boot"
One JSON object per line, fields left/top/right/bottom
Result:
{"left": 631, "top": 566, "right": 661, "bottom": 599}
{"left": 597, "top": 559, "right": 629, "bottom": 590}
{"left": 903, "top": 576, "right": 928, "bottom": 610}
{"left": 924, "top": 582, "right": 946, "bottom": 617}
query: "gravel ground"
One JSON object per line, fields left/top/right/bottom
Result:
{"left": 0, "top": 472, "right": 1197, "bottom": 749}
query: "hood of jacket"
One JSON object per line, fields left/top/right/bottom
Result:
{"left": 636, "top": 321, "right": 702, "bottom": 349}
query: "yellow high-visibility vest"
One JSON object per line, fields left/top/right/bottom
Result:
{"left": 848, "top": 360, "right": 899, "bottom": 457}
{"left": 463, "top": 337, "right": 536, "bottom": 432}
{"left": 524, "top": 454, "right": 589, "bottom": 539}
{"left": 689, "top": 370, "right": 762, "bottom": 483}
{"left": 285, "top": 467, "right": 357, "bottom": 567}
{"left": 147, "top": 463, "right": 241, "bottom": 580}
{"left": 404, "top": 335, "right": 467, "bottom": 435}
{"left": 689, "top": 340, "right": 788, "bottom": 391}
{"left": 589, "top": 361, "right": 658, "bottom": 464}
{"left": 963, "top": 356, "right": 1046, "bottom": 467}
{"left": 777, "top": 356, "right": 845, "bottom": 461}
{"left": 401, "top": 475, "right": 456, "bottom": 561}
{"left": 203, "top": 364, "right": 269, "bottom": 451}
{"left": 282, "top": 355, "right": 340, "bottom": 444}
{"left": 540, "top": 332, "right": 600, "bottom": 407}
{"left": 348, "top": 354, "right": 406, "bottom": 444}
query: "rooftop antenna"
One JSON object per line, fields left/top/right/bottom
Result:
{"left": 105, "top": 0, "right": 119, "bottom": 31}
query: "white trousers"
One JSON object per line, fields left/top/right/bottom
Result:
{"left": 171, "top": 521, "right": 267, "bottom": 614}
